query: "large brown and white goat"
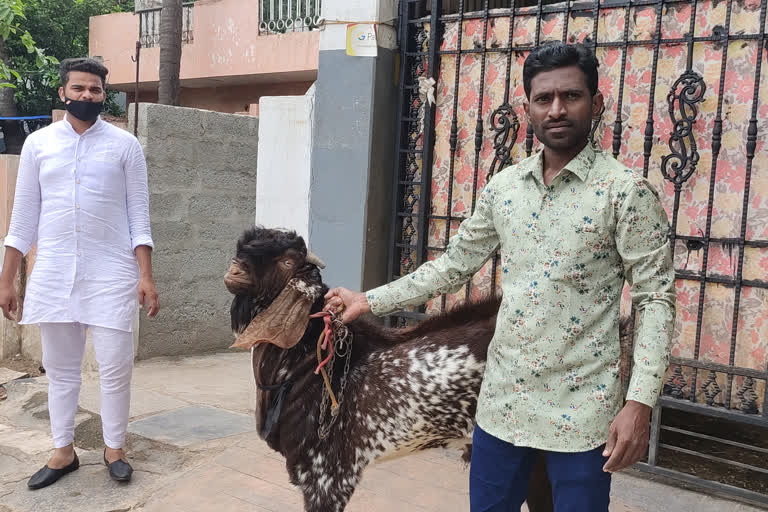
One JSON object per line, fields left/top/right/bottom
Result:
{"left": 225, "top": 226, "right": 554, "bottom": 512}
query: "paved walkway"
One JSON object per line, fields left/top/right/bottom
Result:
{"left": 0, "top": 352, "right": 763, "bottom": 512}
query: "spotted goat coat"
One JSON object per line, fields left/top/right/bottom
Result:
{"left": 225, "top": 227, "right": 558, "bottom": 512}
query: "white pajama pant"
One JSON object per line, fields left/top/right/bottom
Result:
{"left": 40, "top": 323, "right": 134, "bottom": 449}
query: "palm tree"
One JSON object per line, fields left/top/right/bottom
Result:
{"left": 158, "top": 0, "right": 182, "bottom": 105}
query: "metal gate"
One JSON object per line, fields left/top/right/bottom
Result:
{"left": 388, "top": 0, "right": 768, "bottom": 504}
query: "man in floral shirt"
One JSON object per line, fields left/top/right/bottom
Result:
{"left": 325, "top": 42, "right": 675, "bottom": 511}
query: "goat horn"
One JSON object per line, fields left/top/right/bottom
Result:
{"left": 306, "top": 250, "right": 326, "bottom": 269}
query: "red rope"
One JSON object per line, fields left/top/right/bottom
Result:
{"left": 310, "top": 312, "right": 334, "bottom": 374}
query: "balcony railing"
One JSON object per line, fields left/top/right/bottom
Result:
{"left": 259, "top": 0, "right": 322, "bottom": 34}
{"left": 138, "top": 2, "right": 195, "bottom": 48}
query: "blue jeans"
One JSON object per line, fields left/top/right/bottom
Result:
{"left": 470, "top": 426, "right": 611, "bottom": 512}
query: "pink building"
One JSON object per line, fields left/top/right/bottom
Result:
{"left": 89, "top": 0, "right": 320, "bottom": 114}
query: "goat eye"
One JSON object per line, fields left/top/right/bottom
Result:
{"left": 282, "top": 259, "right": 295, "bottom": 268}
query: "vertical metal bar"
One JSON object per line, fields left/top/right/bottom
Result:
{"left": 386, "top": 0, "right": 411, "bottom": 330}
{"left": 562, "top": 0, "right": 571, "bottom": 43}
{"left": 465, "top": 0, "right": 491, "bottom": 302}
{"left": 525, "top": 0, "right": 545, "bottom": 158}
{"left": 133, "top": 41, "right": 141, "bottom": 137}
{"left": 612, "top": 1, "right": 632, "bottom": 158}
{"left": 143, "top": 10, "right": 149, "bottom": 46}
{"left": 642, "top": 0, "right": 665, "bottom": 178}
{"left": 591, "top": 0, "right": 599, "bottom": 48}
{"left": 270, "top": 0, "right": 275, "bottom": 24}
{"left": 647, "top": 404, "right": 663, "bottom": 466}
{"left": 154, "top": 9, "right": 160, "bottom": 46}
{"left": 689, "top": 0, "right": 733, "bottom": 403}
{"left": 415, "top": 2, "right": 442, "bottom": 269}
{"left": 663, "top": 0, "right": 703, "bottom": 251}
{"left": 490, "top": 2, "right": 518, "bottom": 297}
{"left": 726, "top": 0, "right": 767, "bottom": 408}
{"left": 764, "top": 377, "right": 768, "bottom": 418}
{"left": 503, "top": 4, "right": 516, "bottom": 112}
{"left": 685, "top": 0, "right": 696, "bottom": 71}
{"left": 470, "top": 0, "right": 490, "bottom": 216}
{"left": 441, "top": 0, "right": 466, "bottom": 313}
{"left": 591, "top": 0, "right": 601, "bottom": 145}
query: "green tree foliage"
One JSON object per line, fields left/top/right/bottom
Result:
{"left": 0, "top": 0, "right": 58, "bottom": 89}
{"left": 6, "top": 0, "right": 135, "bottom": 115}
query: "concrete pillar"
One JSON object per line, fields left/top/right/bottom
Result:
{"left": 256, "top": 87, "right": 315, "bottom": 241}
{"left": 308, "top": 0, "right": 399, "bottom": 292}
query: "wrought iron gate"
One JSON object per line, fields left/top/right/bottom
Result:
{"left": 389, "top": 0, "right": 768, "bottom": 504}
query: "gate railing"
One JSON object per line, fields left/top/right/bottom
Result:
{"left": 390, "top": 0, "right": 768, "bottom": 505}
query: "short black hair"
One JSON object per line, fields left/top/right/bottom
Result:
{"left": 523, "top": 42, "right": 599, "bottom": 98}
{"left": 59, "top": 58, "right": 108, "bottom": 88}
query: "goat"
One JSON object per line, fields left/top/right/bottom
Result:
{"left": 224, "top": 226, "right": 556, "bottom": 512}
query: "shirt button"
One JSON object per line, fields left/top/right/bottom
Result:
{"left": 75, "top": 204, "right": 80, "bottom": 209}
{"left": 76, "top": 179, "right": 81, "bottom": 184}
{"left": 75, "top": 226, "right": 81, "bottom": 232}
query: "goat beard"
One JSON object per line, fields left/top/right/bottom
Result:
{"left": 230, "top": 279, "right": 313, "bottom": 350}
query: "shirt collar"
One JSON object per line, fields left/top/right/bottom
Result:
{"left": 62, "top": 113, "right": 104, "bottom": 136}
{"left": 524, "top": 143, "right": 597, "bottom": 184}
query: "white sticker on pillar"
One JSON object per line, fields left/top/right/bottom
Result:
{"left": 346, "top": 24, "right": 378, "bottom": 57}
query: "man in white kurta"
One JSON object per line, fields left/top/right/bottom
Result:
{"left": 0, "top": 58, "right": 159, "bottom": 489}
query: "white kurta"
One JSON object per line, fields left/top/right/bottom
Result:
{"left": 4, "top": 116, "right": 154, "bottom": 332}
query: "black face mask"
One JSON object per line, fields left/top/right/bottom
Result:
{"left": 64, "top": 97, "right": 104, "bottom": 122}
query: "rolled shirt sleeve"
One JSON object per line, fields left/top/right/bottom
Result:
{"left": 5, "top": 136, "right": 41, "bottom": 256}
{"left": 124, "top": 138, "right": 154, "bottom": 250}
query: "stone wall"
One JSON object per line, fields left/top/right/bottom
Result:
{"left": 130, "top": 103, "right": 258, "bottom": 359}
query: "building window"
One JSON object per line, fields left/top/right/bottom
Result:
{"left": 138, "top": 2, "right": 195, "bottom": 48}
{"left": 259, "top": 0, "right": 323, "bottom": 34}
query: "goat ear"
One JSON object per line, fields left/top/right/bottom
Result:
{"left": 230, "top": 281, "right": 313, "bottom": 350}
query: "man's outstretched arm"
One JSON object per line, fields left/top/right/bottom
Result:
{"left": 326, "top": 179, "right": 502, "bottom": 323}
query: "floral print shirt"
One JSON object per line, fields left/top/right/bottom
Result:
{"left": 367, "top": 144, "right": 676, "bottom": 452}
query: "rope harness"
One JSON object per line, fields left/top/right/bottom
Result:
{"left": 257, "top": 308, "right": 354, "bottom": 441}
{"left": 309, "top": 308, "right": 353, "bottom": 440}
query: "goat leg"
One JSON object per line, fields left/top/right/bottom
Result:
{"left": 293, "top": 461, "right": 362, "bottom": 512}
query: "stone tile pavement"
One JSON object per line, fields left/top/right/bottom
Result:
{"left": 0, "top": 352, "right": 764, "bottom": 512}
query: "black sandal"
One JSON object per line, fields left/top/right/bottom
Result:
{"left": 27, "top": 453, "right": 80, "bottom": 490}
{"left": 103, "top": 449, "right": 133, "bottom": 482}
